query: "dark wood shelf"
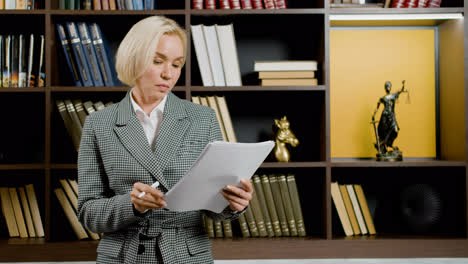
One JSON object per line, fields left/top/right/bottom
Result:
{"left": 329, "top": 7, "right": 464, "bottom": 13}
{"left": 0, "top": 87, "right": 46, "bottom": 93}
{"left": 190, "top": 85, "right": 326, "bottom": 92}
{"left": 0, "top": 164, "right": 46, "bottom": 170}
{"left": 48, "top": 9, "right": 186, "bottom": 15}
{"left": 331, "top": 160, "right": 466, "bottom": 167}
{"left": 50, "top": 86, "right": 185, "bottom": 92}
{"left": 190, "top": 8, "right": 326, "bottom": 15}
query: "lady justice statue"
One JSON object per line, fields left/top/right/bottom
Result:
{"left": 371, "top": 80, "right": 408, "bottom": 161}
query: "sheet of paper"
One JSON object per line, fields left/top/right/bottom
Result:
{"left": 165, "top": 140, "right": 275, "bottom": 213}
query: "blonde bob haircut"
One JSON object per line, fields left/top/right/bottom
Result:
{"left": 115, "top": 16, "right": 187, "bottom": 87}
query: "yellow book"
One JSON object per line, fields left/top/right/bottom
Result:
{"left": 261, "top": 78, "right": 318, "bottom": 86}
{"left": 25, "top": 184, "right": 44, "bottom": 237}
{"left": 18, "top": 187, "right": 36, "bottom": 237}
{"left": 9, "top": 188, "right": 28, "bottom": 238}
{"left": 339, "top": 184, "right": 361, "bottom": 235}
{"left": 0, "top": 187, "right": 19, "bottom": 237}
{"left": 54, "top": 188, "right": 88, "bottom": 240}
{"left": 215, "top": 96, "right": 237, "bottom": 143}
{"left": 354, "top": 184, "right": 376, "bottom": 235}
{"left": 259, "top": 71, "right": 315, "bottom": 79}
{"left": 330, "top": 182, "right": 353, "bottom": 237}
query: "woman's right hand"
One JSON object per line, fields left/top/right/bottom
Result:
{"left": 130, "top": 182, "right": 167, "bottom": 213}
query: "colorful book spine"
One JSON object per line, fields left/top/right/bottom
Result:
{"left": 220, "top": 0, "right": 230, "bottom": 8}
{"left": 26, "top": 34, "right": 36, "bottom": 87}
{"left": 56, "top": 23, "right": 82, "bottom": 86}
{"left": 37, "top": 35, "right": 45, "bottom": 87}
{"left": 252, "top": 0, "right": 263, "bottom": 8}
{"left": 205, "top": 0, "right": 216, "bottom": 9}
{"left": 240, "top": 0, "right": 253, "bottom": 8}
{"left": 2, "top": 35, "right": 11, "bottom": 87}
{"left": 77, "top": 22, "right": 104, "bottom": 87}
{"left": 18, "top": 34, "right": 27, "bottom": 87}
{"left": 192, "top": 0, "right": 203, "bottom": 9}
{"left": 274, "top": 0, "right": 287, "bottom": 8}
{"left": 230, "top": 0, "right": 241, "bottom": 8}
{"left": 10, "top": 35, "right": 18, "bottom": 88}
{"left": 0, "top": 35, "right": 3, "bottom": 87}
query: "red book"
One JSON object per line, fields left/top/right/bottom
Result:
{"left": 406, "top": 0, "right": 418, "bottom": 7}
{"left": 193, "top": 0, "right": 203, "bottom": 9}
{"left": 230, "top": 0, "right": 241, "bottom": 8}
{"left": 252, "top": 0, "right": 263, "bottom": 8}
{"left": 391, "top": 0, "right": 407, "bottom": 7}
{"left": 426, "top": 0, "right": 441, "bottom": 7}
{"left": 263, "top": 0, "right": 275, "bottom": 8}
{"left": 206, "top": 0, "right": 216, "bottom": 9}
{"left": 220, "top": 0, "right": 230, "bottom": 8}
{"left": 274, "top": 0, "right": 287, "bottom": 8}
{"left": 241, "top": 0, "right": 253, "bottom": 8}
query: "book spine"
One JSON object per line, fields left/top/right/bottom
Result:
{"left": 205, "top": 0, "right": 216, "bottom": 9}
{"left": 66, "top": 22, "right": 93, "bottom": 87}
{"left": 252, "top": 0, "right": 263, "bottom": 8}
{"left": 240, "top": 0, "right": 252, "bottom": 8}
{"left": 56, "top": 99, "right": 81, "bottom": 152}
{"left": 237, "top": 214, "right": 251, "bottom": 237}
{"left": 203, "top": 215, "right": 215, "bottom": 238}
{"left": 37, "top": 35, "right": 45, "bottom": 87}
{"left": 56, "top": 23, "right": 82, "bottom": 86}
{"left": 269, "top": 175, "right": 290, "bottom": 236}
{"left": 54, "top": 188, "right": 89, "bottom": 240}
{"left": 278, "top": 174, "right": 298, "bottom": 236}
{"left": 2, "top": 35, "right": 11, "bottom": 87}
{"left": 261, "top": 174, "right": 282, "bottom": 236}
{"left": 18, "top": 187, "right": 36, "bottom": 237}
{"left": 214, "top": 220, "right": 223, "bottom": 238}
{"left": 192, "top": 0, "right": 203, "bottom": 9}
{"left": 25, "top": 184, "right": 44, "bottom": 237}
{"left": 274, "top": 0, "right": 287, "bottom": 8}
{"left": 0, "top": 187, "right": 19, "bottom": 237}
{"left": 18, "top": 34, "right": 27, "bottom": 87}
{"left": 101, "top": 0, "right": 110, "bottom": 9}
{"left": 222, "top": 220, "right": 233, "bottom": 238}
{"left": 249, "top": 178, "right": 268, "bottom": 237}
{"left": 82, "top": 0, "right": 92, "bottom": 9}
{"left": 72, "top": 99, "right": 87, "bottom": 126}
{"left": 263, "top": 0, "right": 275, "bottom": 8}
{"left": 286, "top": 174, "right": 306, "bottom": 236}
{"left": 77, "top": 22, "right": 104, "bottom": 87}
{"left": 339, "top": 184, "right": 360, "bottom": 235}
{"left": 229, "top": 0, "right": 241, "bottom": 8}
{"left": 10, "top": 35, "right": 18, "bottom": 88}
{"left": 9, "top": 187, "right": 28, "bottom": 238}
{"left": 243, "top": 205, "right": 259, "bottom": 236}
{"left": 26, "top": 34, "right": 35, "bottom": 87}
{"left": 0, "top": 35, "right": 3, "bottom": 87}
{"left": 93, "top": 0, "right": 101, "bottom": 9}
{"left": 346, "top": 184, "right": 367, "bottom": 235}
{"left": 109, "top": 0, "right": 117, "bottom": 9}
{"left": 220, "top": 0, "right": 230, "bottom": 8}
{"left": 253, "top": 175, "right": 275, "bottom": 237}
{"left": 89, "top": 22, "right": 114, "bottom": 86}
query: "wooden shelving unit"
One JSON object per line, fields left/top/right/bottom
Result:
{"left": 0, "top": 0, "right": 467, "bottom": 261}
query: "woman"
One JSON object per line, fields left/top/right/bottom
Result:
{"left": 77, "top": 16, "right": 253, "bottom": 264}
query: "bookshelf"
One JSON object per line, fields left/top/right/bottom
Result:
{"left": 0, "top": 0, "right": 467, "bottom": 261}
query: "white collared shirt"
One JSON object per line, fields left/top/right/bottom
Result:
{"left": 130, "top": 89, "right": 167, "bottom": 150}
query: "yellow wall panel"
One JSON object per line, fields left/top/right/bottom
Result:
{"left": 330, "top": 29, "right": 436, "bottom": 158}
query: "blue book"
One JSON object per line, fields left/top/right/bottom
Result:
{"left": 77, "top": 22, "right": 104, "bottom": 87}
{"left": 65, "top": 21, "right": 93, "bottom": 87}
{"left": 56, "top": 23, "right": 82, "bottom": 86}
{"left": 88, "top": 22, "right": 115, "bottom": 87}
{"left": 144, "top": 0, "right": 154, "bottom": 9}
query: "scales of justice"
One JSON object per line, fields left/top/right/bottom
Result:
{"left": 370, "top": 80, "right": 409, "bottom": 162}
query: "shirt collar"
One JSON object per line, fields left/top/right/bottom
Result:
{"left": 130, "top": 88, "right": 167, "bottom": 118}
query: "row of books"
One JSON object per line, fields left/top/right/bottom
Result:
{"left": 56, "top": 21, "right": 118, "bottom": 87}
{"left": 59, "top": 0, "right": 157, "bottom": 10}
{"left": 0, "top": 0, "right": 37, "bottom": 9}
{"left": 54, "top": 178, "right": 100, "bottom": 240}
{"left": 242, "top": 174, "right": 305, "bottom": 237}
{"left": 191, "top": 24, "right": 242, "bottom": 87}
{"left": 0, "top": 34, "right": 45, "bottom": 88}
{"left": 387, "top": 0, "right": 441, "bottom": 8}
{"left": 56, "top": 98, "right": 113, "bottom": 152}
{"left": 331, "top": 182, "right": 376, "bottom": 237}
{"left": 254, "top": 60, "right": 318, "bottom": 86}
{"left": 0, "top": 184, "right": 44, "bottom": 238}
{"left": 193, "top": 0, "right": 287, "bottom": 9}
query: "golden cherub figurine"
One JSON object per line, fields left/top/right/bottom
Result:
{"left": 273, "top": 116, "right": 299, "bottom": 162}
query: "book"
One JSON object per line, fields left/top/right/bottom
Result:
{"left": 57, "top": 23, "right": 82, "bottom": 86}
{"left": 203, "top": 215, "right": 215, "bottom": 238}
{"left": 192, "top": 0, "right": 203, "bottom": 9}
{"left": 10, "top": 35, "right": 18, "bottom": 88}
{"left": 93, "top": 100, "right": 105, "bottom": 111}
{"left": 202, "top": 25, "right": 226, "bottom": 86}
{"left": 354, "top": 184, "right": 376, "bottom": 235}
{"left": 243, "top": 205, "right": 259, "bottom": 237}
{"left": 278, "top": 174, "right": 298, "bottom": 236}
{"left": 215, "top": 24, "right": 242, "bottom": 87}
{"left": 258, "top": 71, "right": 315, "bottom": 79}
{"left": 0, "top": 36, "right": 3, "bottom": 87}
{"left": 190, "top": 25, "right": 214, "bottom": 87}
{"left": 274, "top": 0, "right": 287, "bottom": 8}
{"left": 222, "top": 220, "right": 233, "bottom": 238}
{"left": 261, "top": 78, "right": 318, "bottom": 86}
{"left": 339, "top": 184, "right": 360, "bottom": 235}
{"left": 215, "top": 96, "right": 237, "bottom": 143}
{"left": 64, "top": 99, "right": 83, "bottom": 151}
{"left": 18, "top": 34, "right": 27, "bottom": 87}
{"left": 229, "top": 0, "right": 241, "bottom": 8}
{"left": 54, "top": 188, "right": 88, "bottom": 240}
{"left": 206, "top": 96, "right": 228, "bottom": 141}
{"left": 0, "top": 187, "right": 19, "bottom": 237}
{"left": 254, "top": 60, "right": 318, "bottom": 72}
{"left": 9, "top": 187, "right": 28, "bottom": 238}
{"left": 65, "top": 22, "right": 93, "bottom": 87}
{"left": 18, "top": 187, "right": 36, "bottom": 237}
{"left": 72, "top": 99, "right": 87, "bottom": 126}
{"left": 286, "top": 174, "right": 306, "bottom": 236}
{"left": 82, "top": 100, "right": 96, "bottom": 115}
{"left": 252, "top": 174, "right": 275, "bottom": 237}
{"left": 37, "top": 35, "right": 45, "bottom": 87}
{"left": 89, "top": 22, "right": 115, "bottom": 87}
{"left": 237, "top": 214, "right": 250, "bottom": 237}
{"left": 214, "top": 220, "right": 223, "bottom": 237}
{"left": 263, "top": 0, "right": 275, "bottom": 8}
{"left": 220, "top": 0, "right": 230, "bottom": 8}
{"left": 2, "top": 35, "right": 11, "bottom": 87}
{"left": 56, "top": 99, "right": 81, "bottom": 152}
{"left": 252, "top": 0, "right": 263, "bottom": 8}
{"left": 240, "top": 0, "right": 253, "bottom": 8}
{"left": 249, "top": 178, "right": 267, "bottom": 237}
{"left": 205, "top": 0, "right": 215, "bottom": 9}
{"left": 67, "top": 179, "right": 79, "bottom": 196}
{"left": 330, "top": 182, "right": 353, "bottom": 236}
{"left": 346, "top": 184, "right": 367, "bottom": 235}
{"left": 25, "top": 184, "right": 44, "bottom": 237}
{"left": 260, "top": 174, "right": 282, "bottom": 236}
{"left": 269, "top": 174, "right": 290, "bottom": 236}
{"left": 77, "top": 22, "right": 104, "bottom": 87}
{"left": 26, "top": 34, "right": 36, "bottom": 87}
{"left": 191, "top": 95, "right": 201, "bottom": 105}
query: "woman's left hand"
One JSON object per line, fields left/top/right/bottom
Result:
{"left": 220, "top": 178, "right": 253, "bottom": 212}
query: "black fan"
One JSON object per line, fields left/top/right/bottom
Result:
{"left": 399, "top": 183, "right": 442, "bottom": 233}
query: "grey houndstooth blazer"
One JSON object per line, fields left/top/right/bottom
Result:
{"left": 77, "top": 91, "right": 240, "bottom": 264}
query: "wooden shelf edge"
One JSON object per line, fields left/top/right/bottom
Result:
{"left": 330, "top": 160, "right": 466, "bottom": 167}
{"left": 0, "top": 164, "right": 46, "bottom": 170}
{"left": 190, "top": 85, "right": 326, "bottom": 92}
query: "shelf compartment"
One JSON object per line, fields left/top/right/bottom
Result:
{"left": 190, "top": 14, "right": 324, "bottom": 87}
{"left": 49, "top": 0, "right": 184, "bottom": 10}
{"left": 331, "top": 166, "right": 467, "bottom": 238}
{"left": 49, "top": 14, "right": 186, "bottom": 87}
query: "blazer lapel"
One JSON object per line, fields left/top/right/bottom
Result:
{"left": 154, "top": 93, "right": 189, "bottom": 187}
{"left": 113, "top": 91, "right": 168, "bottom": 190}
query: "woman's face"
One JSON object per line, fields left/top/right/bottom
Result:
{"left": 135, "top": 34, "right": 184, "bottom": 101}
